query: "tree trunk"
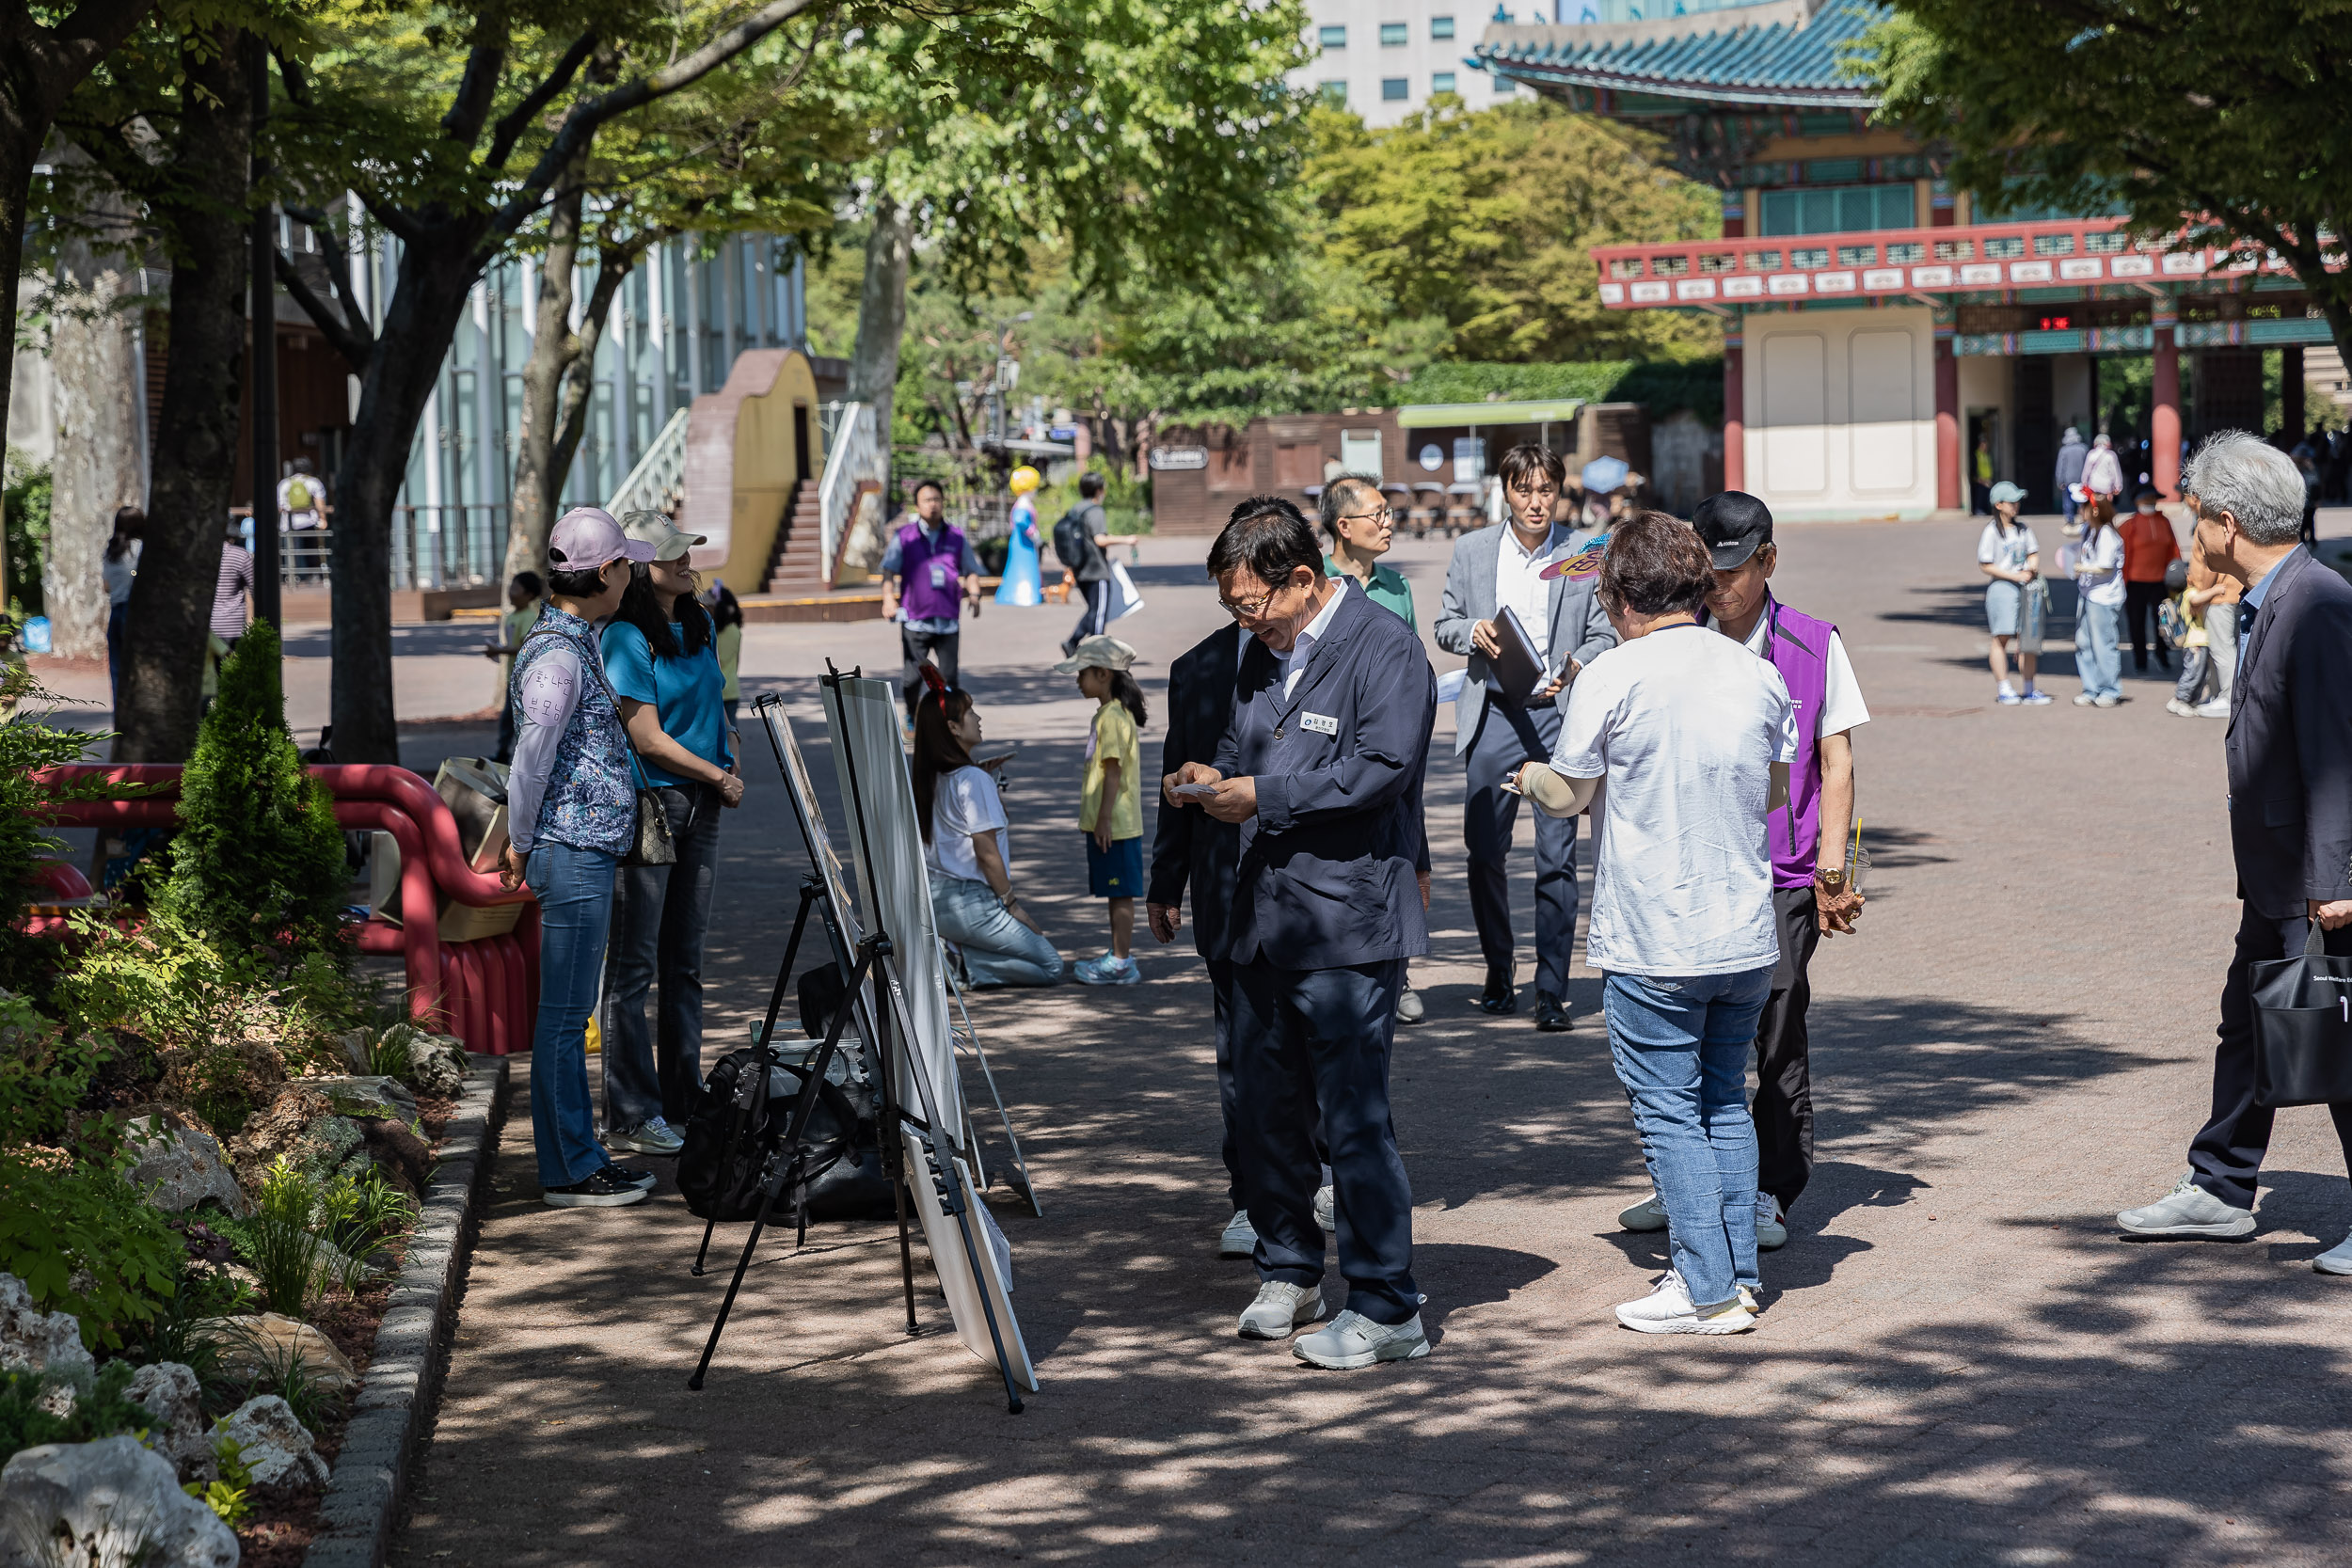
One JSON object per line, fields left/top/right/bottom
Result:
{"left": 328, "top": 236, "right": 487, "bottom": 764}
{"left": 46, "top": 170, "right": 143, "bottom": 663}
{"left": 505, "top": 172, "right": 584, "bottom": 585}
{"left": 116, "top": 30, "right": 248, "bottom": 764}
{"left": 545, "top": 252, "right": 633, "bottom": 512}
{"left": 846, "top": 196, "right": 912, "bottom": 445}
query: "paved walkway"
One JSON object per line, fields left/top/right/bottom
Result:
{"left": 389, "top": 520, "right": 2352, "bottom": 1567}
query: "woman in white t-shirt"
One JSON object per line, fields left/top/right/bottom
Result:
{"left": 1509, "top": 513, "right": 1794, "bottom": 1338}
{"left": 913, "top": 683, "right": 1064, "bottom": 987}
{"left": 1976, "top": 482, "right": 2052, "bottom": 705}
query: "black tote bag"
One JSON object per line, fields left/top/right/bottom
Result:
{"left": 2252, "top": 922, "right": 2352, "bottom": 1108}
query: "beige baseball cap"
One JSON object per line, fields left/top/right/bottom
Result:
{"left": 1053, "top": 635, "right": 1143, "bottom": 674}
{"left": 621, "top": 510, "right": 707, "bottom": 561}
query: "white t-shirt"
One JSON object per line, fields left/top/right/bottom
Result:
{"left": 927, "top": 766, "right": 1011, "bottom": 883}
{"left": 1740, "top": 614, "right": 1870, "bottom": 739}
{"left": 1977, "top": 521, "right": 2039, "bottom": 573}
{"left": 1550, "top": 624, "right": 1799, "bottom": 977}
{"left": 1494, "top": 526, "right": 1553, "bottom": 658}
{"left": 278, "top": 474, "right": 326, "bottom": 528}
{"left": 2070, "top": 524, "right": 2126, "bottom": 608}
{"left": 102, "top": 540, "right": 141, "bottom": 606}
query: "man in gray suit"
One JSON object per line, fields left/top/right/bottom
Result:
{"left": 2119, "top": 431, "right": 2352, "bottom": 1269}
{"left": 1434, "top": 444, "right": 1618, "bottom": 1027}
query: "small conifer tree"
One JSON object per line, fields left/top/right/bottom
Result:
{"left": 156, "top": 622, "right": 347, "bottom": 955}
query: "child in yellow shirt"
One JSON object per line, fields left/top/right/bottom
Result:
{"left": 1057, "top": 635, "right": 1147, "bottom": 985}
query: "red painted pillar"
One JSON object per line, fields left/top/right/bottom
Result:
{"left": 1720, "top": 189, "right": 1744, "bottom": 240}
{"left": 1934, "top": 327, "right": 1961, "bottom": 512}
{"left": 1723, "top": 333, "right": 1745, "bottom": 493}
{"left": 2153, "top": 311, "right": 2182, "bottom": 498}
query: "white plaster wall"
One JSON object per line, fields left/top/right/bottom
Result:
{"left": 1741, "top": 306, "right": 1937, "bottom": 519}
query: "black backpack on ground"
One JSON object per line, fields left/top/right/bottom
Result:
{"left": 675, "top": 1042, "right": 898, "bottom": 1224}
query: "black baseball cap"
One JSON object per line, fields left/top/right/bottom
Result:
{"left": 1692, "top": 491, "right": 1773, "bottom": 570}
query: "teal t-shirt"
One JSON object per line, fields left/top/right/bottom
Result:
{"left": 1326, "top": 554, "right": 1417, "bottom": 630}
{"left": 598, "top": 618, "right": 733, "bottom": 789}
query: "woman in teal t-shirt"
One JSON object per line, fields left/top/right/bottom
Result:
{"left": 596, "top": 515, "right": 746, "bottom": 1154}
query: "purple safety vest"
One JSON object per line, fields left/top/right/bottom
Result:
{"left": 896, "top": 522, "right": 969, "bottom": 624}
{"left": 1750, "top": 595, "right": 1836, "bottom": 891}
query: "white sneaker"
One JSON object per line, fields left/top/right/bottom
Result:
{"left": 2194, "top": 698, "right": 2231, "bottom": 718}
{"left": 1614, "top": 1271, "right": 1756, "bottom": 1335}
{"left": 1736, "top": 1284, "right": 1761, "bottom": 1315}
{"left": 1218, "top": 1208, "right": 1257, "bottom": 1259}
{"left": 1313, "top": 1183, "right": 1336, "bottom": 1232}
{"left": 1292, "top": 1308, "right": 1429, "bottom": 1369}
{"left": 1756, "top": 1193, "right": 1788, "bottom": 1251}
{"left": 2117, "top": 1173, "right": 2256, "bottom": 1238}
{"left": 1238, "top": 1279, "right": 1322, "bottom": 1339}
{"left": 2165, "top": 698, "right": 2195, "bottom": 717}
{"left": 2316, "top": 1237, "right": 2352, "bottom": 1275}
{"left": 1618, "top": 1191, "right": 1668, "bottom": 1232}
{"left": 2072, "top": 691, "right": 2098, "bottom": 707}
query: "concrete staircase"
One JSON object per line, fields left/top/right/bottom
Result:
{"left": 763, "top": 479, "right": 825, "bottom": 594}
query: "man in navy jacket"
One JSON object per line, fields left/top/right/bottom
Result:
{"left": 1167, "top": 498, "right": 1438, "bottom": 1370}
{"left": 2120, "top": 432, "right": 2352, "bottom": 1267}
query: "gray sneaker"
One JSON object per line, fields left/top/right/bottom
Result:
{"left": 2118, "top": 1174, "right": 2254, "bottom": 1238}
{"left": 606, "top": 1117, "right": 685, "bottom": 1156}
{"left": 1238, "top": 1279, "right": 1322, "bottom": 1339}
{"left": 1292, "top": 1308, "right": 1428, "bottom": 1369}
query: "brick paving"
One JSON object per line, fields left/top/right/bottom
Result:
{"left": 390, "top": 519, "right": 2352, "bottom": 1567}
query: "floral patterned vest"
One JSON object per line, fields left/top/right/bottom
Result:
{"left": 514, "top": 607, "right": 635, "bottom": 856}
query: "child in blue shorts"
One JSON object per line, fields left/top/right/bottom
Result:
{"left": 1057, "top": 634, "right": 1148, "bottom": 985}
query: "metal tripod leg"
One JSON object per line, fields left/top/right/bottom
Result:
{"left": 943, "top": 964, "right": 1041, "bottom": 1216}
{"left": 691, "top": 879, "right": 818, "bottom": 1276}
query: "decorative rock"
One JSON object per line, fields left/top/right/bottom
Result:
{"left": 197, "top": 1311, "right": 359, "bottom": 1392}
{"left": 0, "top": 1435, "right": 238, "bottom": 1568}
{"left": 299, "top": 1075, "right": 421, "bottom": 1126}
{"left": 359, "top": 1116, "right": 434, "bottom": 1196}
{"left": 332, "top": 1026, "right": 372, "bottom": 1072}
{"left": 394, "top": 1029, "right": 471, "bottom": 1097}
{"left": 124, "top": 1117, "right": 250, "bottom": 1217}
{"left": 0, "top": 1272, "right": 93, "bottom": 1389}
{"left": 124, "top": 1362, "right": 216, "bottom": 1483}
{"left": 228, "top": 1085, "right": 363, "bottom": 1188}
{"left": 218, "top": 1394, "right": 329, "bottom": 1487}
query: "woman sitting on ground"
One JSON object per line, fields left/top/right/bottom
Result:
{"left": 914, "top": 676, "right": 1063, "bottom": 988}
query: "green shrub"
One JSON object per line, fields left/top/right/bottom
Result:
{"left": 0, "top": 990, "right": 114, "bottom": 1147}
{"left": 1397, "top": 357, "right": 1727, "bottom": 424}
{"left": 238, "top": 1157, "right": 326, "bottom": 1319}
{"left": 153, "top": 621, "right": 348, "bottom": 958}
{"left": 0, "top": 663, "right": 121, "bottom": 984}
{"left": 2, "top": 451, "right": 49, "bottom": 621}
{"left": 0, "top": 1150, "right": 180, "bottom": 1350}
{"left": 186, "top": 1434, "right": 252, "bottom": 1524}
{"left": 0, "top": 1359, "right": 148, "bottom": 1459}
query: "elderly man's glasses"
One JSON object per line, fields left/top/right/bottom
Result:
{"left": 1218, "top": 588, "right": 1279, "bottom": 619}
{"left": 1337, "top": 506, "right": 1392, "bottom": 527}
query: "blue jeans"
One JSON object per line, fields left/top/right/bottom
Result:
{"left": 1604, "top": 965, "right": 1773, "bottom": 1310}
{"left": 602, "top": 784, "right": 723, "bottom": 1129}
{"left": 525, "top": 842, "right": 620, "bottom": 1188}
{"left": 930, "top": 872, "right": 1063, "bottom": 987}
{"left": 2076, "top": 597, "right": 2122, "bottom": 699}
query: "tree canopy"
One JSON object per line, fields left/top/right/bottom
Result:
{"left": 1862, "top": 0, "right": 2352, "bottom": 361}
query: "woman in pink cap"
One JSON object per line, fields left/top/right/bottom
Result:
{"left": 497, "top": 506, "right": 660, "bottom": 1208}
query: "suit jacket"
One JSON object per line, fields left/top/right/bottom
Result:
{"left": 1213, "top": 585, "right": 1436, "bottom": 970}
{"left": 1147, "top": 624, "right": 1246, "bottom": 961}
{"left": 2226, "top": 546, "right": 2352, "bottom": 918}
{"left": 1432, "top": 521, "right": 1618, "bottom": 755}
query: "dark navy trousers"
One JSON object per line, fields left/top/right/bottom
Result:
{"left": 1230, "top": 958, "right": 1418, "bottom": 1324}
{"left": 1463, "top": 700, "right": 1579, "bottom": 997}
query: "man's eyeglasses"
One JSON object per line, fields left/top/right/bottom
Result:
{"left": 1336, "top": 506, "right": 1392, "bottom": 527}
{"left": 1218, "top": 589, "right": 1279, "bottom": 619}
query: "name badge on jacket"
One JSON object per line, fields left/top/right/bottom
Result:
{"left": 1300, "top": 712, "right": 1339, "bottom": 736}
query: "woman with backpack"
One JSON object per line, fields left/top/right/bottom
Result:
{"left": 597, "top": 513, "right": 746, "bottom": 1160}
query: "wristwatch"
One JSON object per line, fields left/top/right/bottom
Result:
{"left": 1814, "top": 867, "right": 1848, "bottom": 895}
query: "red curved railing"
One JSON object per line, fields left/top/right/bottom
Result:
{"left": 24, "top": 764, "right": 538, "bottom": 1054}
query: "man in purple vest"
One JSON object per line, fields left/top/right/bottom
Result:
{"left": 1618, "top": 492, "right": 1870, "bottom": 1252}
{"left": 880, "top": 480, "right": 983, "bottom": 715}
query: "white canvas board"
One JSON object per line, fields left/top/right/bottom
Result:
{"left": 819, "top": 677, "right": 1035, "bottom": 1389}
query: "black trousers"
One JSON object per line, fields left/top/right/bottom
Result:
{"left": 1463, "top": 701, "right": 1578, "bottom": 997}
{"left": 1753, "top": 885, "right": 1821, "bottom": 1212}
{"left": 1065, "top": 578, "right": 1112, "bottom": 655}
{"left": 1230, "top": 958, "right": 1417, "bottom": 1323}
{"left": 899, "top": 626, "right": 960, "bottom": 712}
{"left": 2122, "top": 579, "right": 2170, "bottom": 668}
{"left": 1210, "top": 956, "right": 1326, "bottom": 1214}
{"left": 2189, "top": 905, "right": 2352, "bottom": 1211}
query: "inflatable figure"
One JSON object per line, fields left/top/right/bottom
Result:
{"left": 994, "top": 465, "right": 1045, "bottom": 606}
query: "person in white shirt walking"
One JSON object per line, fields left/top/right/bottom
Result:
{"left": 1510, "top": 511, "right": 1797, "bottom": 1334}
{"left": 2070, "top": 499, "right": 2128, "bottom": 705}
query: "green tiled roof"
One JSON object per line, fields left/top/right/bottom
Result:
{"left": 1476, "top": 2, "right": 1883, "bottom": 108}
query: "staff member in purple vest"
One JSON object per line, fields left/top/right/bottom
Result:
{"left": 1613, "top": 492, "right": 1869, "bottom": 1253}
{"left": 880, "top": 480, "right": 984, "bottom": 716}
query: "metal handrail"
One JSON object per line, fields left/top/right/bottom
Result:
{"left": 607, "top": 406, "right": 691, "bottom": 517}
{"left": 817, "top": 401, "right": 879, "bottom": 585}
